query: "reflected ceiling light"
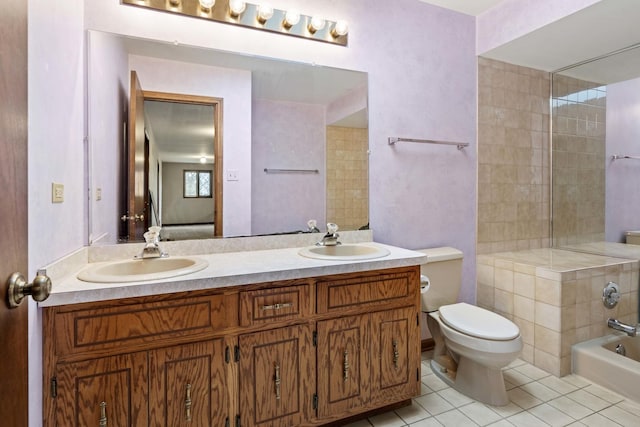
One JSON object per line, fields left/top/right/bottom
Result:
{"left": 256, "top": 3, "right": 274, "bottom": 24}
{"left": 282, "top": 10, "right": 300, "bottom": 29}
{"left": 331, "top": 20, "right": 349, "bottom": 38}
{"left": 199, "top": 0, "right": 215, "bottom": 12}
{"left": 308, "top": 16, "right": 326, "bottom": 34}
{"left": 229, "top": 0, "right": 246, "bottom": 17}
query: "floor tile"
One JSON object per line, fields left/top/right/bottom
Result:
{"left": 369, "top": 410, "right": 407, "bottom": 427}
{"left": 438, "top": 387, "right": 475, "bottom": 407}
{"left": 537, "top": 376, "right": 579, "bottom": 395}
{"left": 507, "top": 411, "right": 550, "bottom": 427}
{"left": 397, "top": 402, "right": 431, "bottom": 424}
{"left": 565, "top": 390, "right": 612, "bottom": 412}
{"left": 508, "top": 387, "right": 543, "bottom": 410}
{"left": 581, "top": 384, "right": 624, "bottom": 404}
{"left": 579, "top": 412, "right": 622, "bottom": 427}
{"left": 547, "top": 396, "right": 593, "bottom": 420}
{"left": 435, "top": 409, "right": 478, "bottom": 427}
{"left": 409, "top": 417, "right": 444, "bottom": 426}
{"left": 519, "top": 382, "right": 561, "bottom": 402}
{"left": 460, "top": 402, "right": 503, "bottom": 426}
{"left": 414, "top": 392, "right": 455, "bottom": 416}
{"left": 597, "top": 406, "right": 639, "bottom": 427}
{"left": 527, "top": 403, "right": 575, "bottom": 427}
{"left": 364, "top": 352, "right": 640, "bottom": 427}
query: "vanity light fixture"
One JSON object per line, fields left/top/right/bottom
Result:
{"left": 308, "top": 16, "right": 326, "bottom": 34}
{"left": 256, "top": 3, "right": 274, "bottom": 24}
{"left": 229, "top": 0, "right": 247, "bottom": 17}
{"left": 282, "top": 9, "right": 300, "bottom": 29}
{"left": 198, "top": 0, "right": 215, "bottom": 12}
{"left": 331, "top": 20, "right": 349, "bottom": 38}
{"left": 122, "top": 0, "right": 349, "bottom": 46}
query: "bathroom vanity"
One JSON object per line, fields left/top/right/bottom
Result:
{"left": 41, "top": 241, "right": 424, "bottom": 426}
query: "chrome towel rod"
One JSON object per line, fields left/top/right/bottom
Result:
{"left": 611, "top": 155, "right": 640, "bottom": 160}
{"left": 264, "top": 168, "right": 319, "bottom": 174}
{"left": 388, "top": 137, "right": 469, "bottom": 150}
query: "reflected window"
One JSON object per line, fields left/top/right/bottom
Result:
{"left": 184, "top": 170, "right": 212, "bottom": 198}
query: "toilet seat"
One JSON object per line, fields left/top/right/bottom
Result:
{"left": 439, "top": 302, "right": 519, "bottom": 341}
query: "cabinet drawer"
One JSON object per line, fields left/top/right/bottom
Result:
{"left": 317, "top": 269, "right": 418, "bottom": 314}
{"left": 53, "top": 294, "right": 238, "bottom": 357}
{"left": 239, "top": 285, "right": 311, "bottom": 326}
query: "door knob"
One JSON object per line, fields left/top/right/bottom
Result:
{"left": 7, "top": 270, "right": 52, "bottom": 308}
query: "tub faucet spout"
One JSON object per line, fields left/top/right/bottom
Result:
{"left": 607, "top": 318, "right": 637, "bottom": 337}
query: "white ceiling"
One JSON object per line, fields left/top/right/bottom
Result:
{"left": 417, "top": 0, "right": 503, "bottom": 16}
{"left": 420, "top": 0, "right": 640, "bottom": 84}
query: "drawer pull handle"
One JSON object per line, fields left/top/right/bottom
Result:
{"left": 185, "top": 383, "right": 192, "bottom": 421}
{"left": 274, "top": 363, "right": 281, "bottom": 400}
{"left": 393, "top": 340, "right": 399, "bottom": 369}
{"left": 343, "top": 350, "right": 349, "bottom": 381}
{"left": 261, "top": 302, "right": 293, "bottom": 311}
{"left": 99, "top": 401, "right": 107, "bottom": 427}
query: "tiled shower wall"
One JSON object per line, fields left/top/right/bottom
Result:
{"left": 477, "top": 58, "right": 551, "bottom": 255}
{"left": 326, "top": 126, "right": 369, "bottom": 230}
{"left": 477, "top": 250, "right": 638, "bottom": 377}
{"left": 551, "top": 75, "right": 607, "bottom": 247}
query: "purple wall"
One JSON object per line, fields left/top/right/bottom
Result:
{"left": 606, "top": 77, "right": 640, "bottom": 241}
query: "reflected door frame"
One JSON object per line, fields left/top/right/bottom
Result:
{"left": 142, "top": 91, "right": 223, "bottom": 238}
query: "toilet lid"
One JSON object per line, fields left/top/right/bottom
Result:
{"left": 439, "top": 302, "right": 520, "bottom": 341}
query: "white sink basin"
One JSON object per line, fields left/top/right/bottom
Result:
{"left": 298, "top": 244, "right": 390, "bottom": 261}
{"left": 77, "top": 257, "right": 208, "bottom": 283}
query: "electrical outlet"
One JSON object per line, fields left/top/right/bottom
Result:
{"left": 52, "top": 183, "right": 64, "bottom": 203}
{"left": 96, "top": 187, "right": 102, "bottom": 201}
{"left": 226, "top": 170, "right": 239, "bottom": 181}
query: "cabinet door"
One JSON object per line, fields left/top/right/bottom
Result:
{"left": 55, "top": 352, "right": 148, "bottom": 426}
{"left": 316, "top": 315, "right": 370, "bottom": 419}
{"left": 370, "top": 307, "right": 421, "bottom": 404}
{"left": 149, "top": 339, "right": 228, "bottom": 427}
{"left": 239, "top": 324, "right": 314, "bottom": 427}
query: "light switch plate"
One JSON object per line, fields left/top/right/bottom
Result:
{"left": 52, "top": 183, "right": 64, "bottom": 203}
{"left": 226, "top": 170, "right": 239, "bottom": 181}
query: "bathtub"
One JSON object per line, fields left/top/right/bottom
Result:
{"left": 573, "top": 333, "right": 640, "bottom": 402}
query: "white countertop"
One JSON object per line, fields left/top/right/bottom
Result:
{"left": 41, "top": 242, "right": 427, "bottom": 307}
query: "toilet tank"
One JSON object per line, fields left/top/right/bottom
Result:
{"left": 418, "top": 247, "right": 463, "bottom": 312}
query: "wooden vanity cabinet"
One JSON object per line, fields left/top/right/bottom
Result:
{"left": 43, "top": 266, "right": 421, "bottom": 427}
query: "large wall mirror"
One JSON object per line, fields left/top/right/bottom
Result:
{"left": 552, "top": 43, "right": 640, "bottom": 247}
{"left": 87, "top": 30, "right": 369, "bottom": 244}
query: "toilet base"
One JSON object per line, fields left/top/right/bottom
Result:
{"left": 430, "top": 356, "right": 509, "bottom": 406}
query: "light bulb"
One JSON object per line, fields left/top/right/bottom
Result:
{"left": 229, "top": 0, "right": 246, "bottom": 17}
{"left": 283, "top": 10, "right": 300, "bottom": 29}
{"left": 308, "top": 16, "right": 325, "bottom": 34}
{"left": 200, "top": 156, "right": 207, "bottom": 164}
{"left": 331, "top": 20, "right": 349, "bottom": 37}
{"left": 199, "top": 0, "right": 215, "bottom": 11}
{"left": 256, "top": 3, "right": 274, "bottom": 24}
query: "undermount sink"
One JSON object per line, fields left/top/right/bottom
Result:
{"left": 77, "top": 256, "right": 209, "bottom": 283}
{"left": 298, "top": 244, "right": 390, "bottom": 261}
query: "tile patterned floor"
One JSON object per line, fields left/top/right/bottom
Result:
{"left": 344, "top": 352, "right": 640, "bottom": 427}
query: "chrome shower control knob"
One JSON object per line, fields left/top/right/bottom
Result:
{"left": 603, "top": 282, "right": 621, "bottom": 309}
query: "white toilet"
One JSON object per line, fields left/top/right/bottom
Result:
{"left": 419, "top": 247, "right": 522, "bottom": 406}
